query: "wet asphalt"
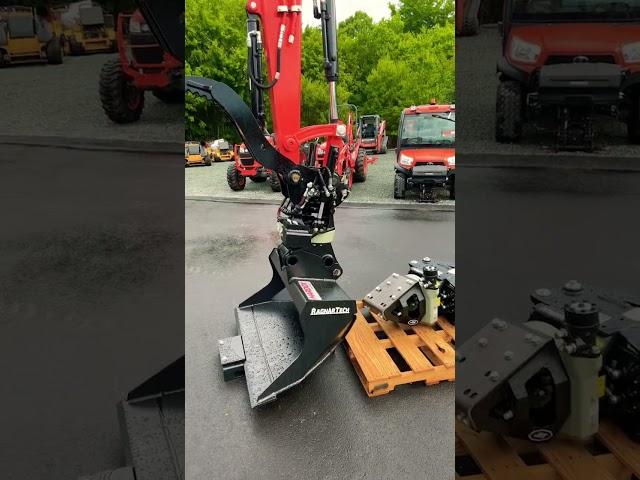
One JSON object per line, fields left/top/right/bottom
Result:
{"left": 456, "top": 165, "right": 640, "bottom": 341}
{"left": 0, "top": 144, "right": 184, "bottom": 480}
{"left": 185, "top": 199, "right": 455, "bottom": 480}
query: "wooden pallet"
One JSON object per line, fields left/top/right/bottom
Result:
{"left": 456, "top": 420, "right": 640, "bottom": 480}
{"left": 344, "top": 300, "right": 455, "bottom": 397}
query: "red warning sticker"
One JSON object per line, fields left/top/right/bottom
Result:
{"left": 299, "top": 281, "right": 322, "bottom": 300}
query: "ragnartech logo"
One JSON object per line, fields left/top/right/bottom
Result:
{"left": 310, "top": 307, "right": 351, "bottom": 315}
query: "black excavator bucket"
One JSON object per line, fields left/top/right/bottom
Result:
{"left": 82, "top": 358, "right": 185, "bottom": 479}
{"left": 186, "top": 77, "right": 356, "bottom": 407}
{"left": 219, "top": 242, "right": 356, "bottom": 408}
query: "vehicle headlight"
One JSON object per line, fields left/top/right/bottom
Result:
{"left": 447, "top": 156, "right": 455, "bottom": 166}
{"left": 510, "top": 37, "right": 541, "bottom": 64}
{"left": 623, "top": 42, "right": 640, "bottom": 64}
{"left": 239, "top": 146, "right": 248, "bottom": 154}
{"left": 399, "top": 154, "right": 414, "bottom": 167}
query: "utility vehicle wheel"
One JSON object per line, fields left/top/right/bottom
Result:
{"left": 152, "top": 88, "right": 184, "bottom": 103}
{"left": 214, "top": 155, "right": 221, "bottom": 162}
{"left": 353, "top": 149, "right": 367, "bottom": 182}
{"left": 46, "top": 38, "right": 63, "bottom": 65}
{"left": 100, "top": 58, "right": 145, "bottom": 123}
{"left": 449, "top": 176, "right": 455, "bottom": 200}
{"left": 268, "top": 171, "right": 281, "bottom": 192}
{"left": 495, "top": 80, "right": 523, "bottom": 143}
{"left": 394, "top": 173, "right": 406, "bottom": 199}
{"left": 205, "top": 155, "right": 212, "bottom": 166}
{"left": 227, "top": 163, "right": 246, "bottom": 191}
{"left": 628, "top": 92, "right": 640, "bottom": 144}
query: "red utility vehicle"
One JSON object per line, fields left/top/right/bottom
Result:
{"left": 394, "top": 103, "right": 455, "bottom": 202}
{"left": 99, "top": 9, "right": 183, "bottom": 123}
{"left": 496, "top": 0, "right": 640, "bottom": 150}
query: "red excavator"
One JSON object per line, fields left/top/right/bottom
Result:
{"left": 188, "top": 0, "right": 359, "bottom": 408}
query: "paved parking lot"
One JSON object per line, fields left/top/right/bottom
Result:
{"left": 0, "top": 143, "right": 183, "bottom": 480}
{"left": 185, "top": 150, "right": 455, "bottom": 207}
{"left": 0, "top": 54, "right": 183, "bottom": 144}
{"left": 186, "top": 200, "right": 455, "bottom": 480}
{"left": 457, "top": 26, "right": 640, "bottom": 160}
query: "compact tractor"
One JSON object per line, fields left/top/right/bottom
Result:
{"left": 185, "top": 141, "right": 211, "bottom": 167}
{"left": 358, "top": 114, "right": 388, "bottom": 154}
{"left": 188, "top": 0, "right": 374, "bottom": 407}
{"left": 99, "top": 9, "right": 183, "bottom": 123}
{"left": 495, "top": 0, "right": 640, "bottom": 150}
{"left": 61, "top": 4, "right": 116, "bottom": 55}
{"left": 457, "top": 281, "right": 640, "bottom": 444}
{"left": 394, "top": 103, "right": 456, "bottom": 202}
{"left": 332, "top": 111, "right": 371, "bottom": 187}
{"left": 0, "top": 6, "right": 63, "bottom": 66}
{"left": 227, "top": 137, "right": 281, "bottom": 192}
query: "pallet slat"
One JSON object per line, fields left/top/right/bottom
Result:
{"left": 539, "top": 440, "right": 616, "bottom": 480}
{"left": 456, "top": 421, "right": 636, "bottom": 480}
{"left": 598, "top": 421, "right": 640, "bottom": 477}
{"left": 344, "top": 301, "right": 455, "bottom": 397}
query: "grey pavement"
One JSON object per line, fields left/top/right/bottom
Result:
{"left": 0, "top": 144, "right": 184, "bottom": 480}
{"left": 0, "top": 54, "right": 183, "bottom": 144}
{"left": 186, "top": 200, "right": 455, "bottom": 480}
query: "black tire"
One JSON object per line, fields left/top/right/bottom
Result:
{"left": 99, "top": 58, "right": 145, "bottom": 124}
{"left": 628, "top": 92, "right": 640, "bottom": 144}
{"left": 204, "top": 155, "right": 212, "bottom": 166}
{"left": 394, "top": 173, "right": 406, "bottom": 199}
{"left": 380, "top": 137, "right": 388, "bottom": 154}
{"left": 46, "top": 38, "right": 63, "bottom": 65}
{"left": 268, "top": 170, "right": 281, "bottom": 192}
{"left": 495, "top": 80, "right": 524, "bottom": 143}
{"left": 353, "top": 149, "right": 367, "bottom": 182}
{"left": 449, "top": 175, "right": 455, "bottom": 200}
{"left": 227, "top": 163, "right": 246, "bottom": 191}
{"left": 152, "top": 88, "right": 184, "bottom": 103}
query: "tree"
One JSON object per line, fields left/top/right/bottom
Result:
{"left": 397, "top": 0, "right": 454, "bottom": 31}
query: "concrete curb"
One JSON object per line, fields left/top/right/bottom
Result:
{"left": 185, "top": 195, "right": 455, "bottom": 212}
{"left": 0, "top": 135, "right": 181, "bottom": 154}
{"left": 460, "top": 152, "right": 640, "bottom": 172}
